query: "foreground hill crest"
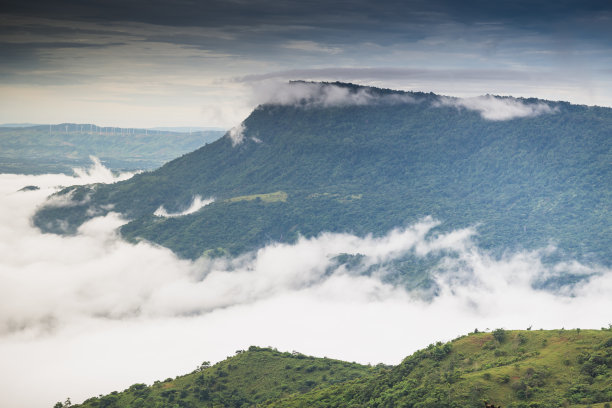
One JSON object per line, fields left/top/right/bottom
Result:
{"left": 64, "top": 329, "right": 612, "bottom": 408}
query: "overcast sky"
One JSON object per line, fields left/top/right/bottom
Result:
{"left": 0, "top": 0, "right": 611, "bottom": 127}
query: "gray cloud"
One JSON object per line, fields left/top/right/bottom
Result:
{"left": 2, "top": 0, "right": 610, "bottom": 37}
{"left": 1, "top": 162, "right": 611, "bottom": 407}
{"left": 237, "top": 67, "right": 560, "bottom": 83}
{"left": 1, "top": 1, "right": 611, "bottom": 128}
{"left": 2, "top": 1, "right": 611, "bottom": 74}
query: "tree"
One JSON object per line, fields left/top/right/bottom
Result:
{"left": 492, "top": 328, "right": 507, "bottom": 343}
{"left": 196, "top": 361, "right": 211, "bottom": 372}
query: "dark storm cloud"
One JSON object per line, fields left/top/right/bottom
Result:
{"left": 1, "top": 0, "right": 608, "bottom": 25}
{"left": 2, "top": 0, "right": 611, "bottom": 43}
{"left": 1, "top": 0, "right": 610, "bottom": 64}
{"left": 2, "top": 41, "right": 127, "bottom": 49}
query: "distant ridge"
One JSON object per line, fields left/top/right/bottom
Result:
{"left": 0, "top": 124, "right": 225, "bottom": 174}
{"left": 152, "top": 126, "right": 226, "bottom": 133}
{"left": 0, "top": 123, "right": 40, "bottom": 127}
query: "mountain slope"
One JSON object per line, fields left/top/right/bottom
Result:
{"left": 33, "top": 83, "right": 612, "bottom": 264}
{"left": 64, "top": 329, "right": 612, "bottom": 408}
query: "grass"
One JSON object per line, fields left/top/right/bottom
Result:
{"left": 225, "top": 191, "right": 288, "bottom": 203}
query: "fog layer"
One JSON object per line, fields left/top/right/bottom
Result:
{"left": 0, "top": 162, "right": 610, "bottom": 407}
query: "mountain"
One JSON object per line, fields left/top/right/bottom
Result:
{"left": 0, "top": 124, "right": 224, "bottom": 174}
{"left": 63, "top": 329, "right": 612, "bottom": 408}
{"left": 33, "top": 82, "right": 611, "bottom": 267}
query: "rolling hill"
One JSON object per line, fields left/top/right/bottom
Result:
{"left": 63, "top": 329, "right": 612, "bottom": 408}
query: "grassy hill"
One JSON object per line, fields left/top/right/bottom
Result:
{"left": 62, "top": 329, "right": 612, "bottom": 408}
{"left": 33, "top": 83, "right": 611, "bottom": 267}
{"left": 266, "top": 329, "right": 612, "bottom": 408}
{"left": 65, "top": 346, "right": 379, "bottom": 408}
{"left": 0, "top": 124, "right": 224, "bottom": 174}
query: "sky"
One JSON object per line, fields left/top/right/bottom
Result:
{"left": 1, "top": 0, "right": 611, "bottom": 128}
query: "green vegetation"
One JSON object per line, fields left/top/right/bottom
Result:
{"left": 65, "top": 346, "right": 378, "bottom": 408}
{"left": 34, "top": 83, "right": 612, "bottom": 266}
{"left": 0, "top": 124, "right": 224, "bottom": 174}
{"left": 267, "top": 329, "right": 612, "bottom": 408}
{"left": 61, "top": 329, "right": 612, "bottom": 408}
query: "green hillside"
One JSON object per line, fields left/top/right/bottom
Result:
{"left": 266, "top": 329, "right": 612, "bottom": 408}
{"left": 33, "top": 83, "right": 612, "bottom": 266}
{"left": 61, "top": 329, "right": 612, "bottom": 408}
{"left": 64, "top": 346, "right": 378, "bottom": 408}
{"left": 0, "top": 124, "right": 224, "bottom": 174}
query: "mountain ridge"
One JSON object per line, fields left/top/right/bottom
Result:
{"left": 0, "top": 124, "right": 225, "bottom": 174}
{"left": 33, "top": 82, "right": 611, "bottom": 268}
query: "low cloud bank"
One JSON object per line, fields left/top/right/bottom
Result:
{"left": 435, "top": 95, "right": 558, "bottom": 120}
{"left": 250, "top": 81, "right": 415, "bottom": 108}
{"left": 0, "top": 163, "right": 610, "bottom": 407}
{"left": 282, "top": 40, "right": 343, "bottom": 55}
{"left": 73, "top": 156, "right": 135, "bottom": 183}
{"left": 227, "top": 122, "right": 246, "bottom": 146}
{"left": 231, "top": 80, "right": 417, "bottom": 145}
{"left": 246, "top": 80, "right": 558, "bottom": 121}
{"left": 154, "top": 195, "right": 215, "bottom": 217}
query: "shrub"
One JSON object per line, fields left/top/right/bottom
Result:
{"left": 493, "top": 328, "right": 507, "bottom": 343}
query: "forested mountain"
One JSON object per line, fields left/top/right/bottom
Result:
{"left": 63, "top": 329, "right": 612, "bottom": 408}
{"left": 34, "top": 83, "right": 611, "bottom": 265}
{"left": 0, "top": 124, "right": 224, "bottom": 174}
